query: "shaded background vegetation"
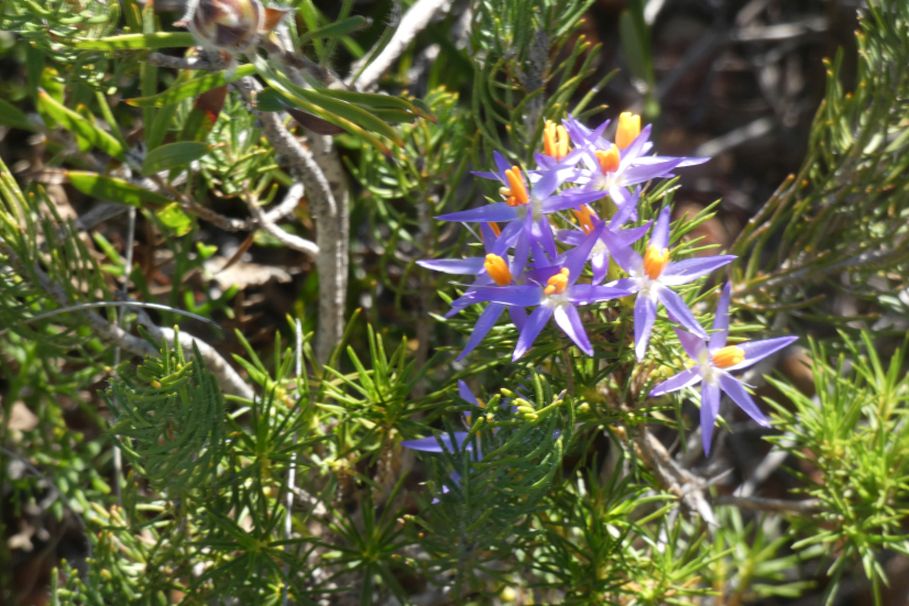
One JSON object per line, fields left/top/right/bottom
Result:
{"left": 1, "top": 0, "right": 908, "bottom": 604}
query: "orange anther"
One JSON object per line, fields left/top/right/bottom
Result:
{"left": 643, "top": 245, "right": 670, "bottom": 280}
{"left": 572, "top": 204, "right": 596, "bottom": 234}
{"left": 595, "top": 145, "right": 621, "bottom": 173}
{"left": 543, "top": 120, "right": 570, "bottom": 160}
{"left": 543, "top": 268, "right": 570, "bottom": 296}
{"left": 503, "top": 166, "right": 529, "bottom": 206}
{"left": 712, "top": 346, "right": 745, "bottom": 368}
{"left": 484, "top": 254, "right": 512, "bottom": 286}
{"left": 487, "top": 222, "right": 501, "bottom": 237}
{"left": 615, "top": 112, "right": 641, "bottom": 150}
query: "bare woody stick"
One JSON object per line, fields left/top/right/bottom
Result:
{"left": 347, "top": 0, "right": 456, "bottom": 91}
{"left": 1, "top": 244, "right": 255, "bottom": 400}
{"left": 236, "top": 77, "right": 347, "bottom": 363}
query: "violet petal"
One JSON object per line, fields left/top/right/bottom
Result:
{"left": 513, "top": 306, "right": 553, "bottom": 360}
{"left": 456, "top": 304, "right": 506, "bottom": 361}
{"left": 700, "top": 382, "right": 721, "bottom": 455}
{"left": 649, "top": 367, "right": 702, "bottom": 397}
{"left": 658, "top": 286, "right": 708, "bottom": 338}
{"left": 634, "top": 294, "right": 657, "bottom": 361}
{"left": 709, "top": 282, "right": 732, "bottom": 349}
{"left": 553, "top": 304, "right": 593, "bottom": 356}
{"left": 725, "top": 336, "right": 798, "bottom": 372}
{"left": 718, "top": 373, "right": 771, "bottom": 427}
{"left": 660, "top": 255, "right": 736, "bottom": 286}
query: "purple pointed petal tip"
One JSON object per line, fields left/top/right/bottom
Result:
{"left": 554, "top": 305, "right": 593, "bottom": 356}
{"left": 709, "top": 282, "right": 733, "bottom": 349}
{"left": 457, "top": 380, "right": 478, "bottom": 406}
{"left": 726, "top": 336, "right": 798, "bottom": 371}
{"left": 436, "top": 203, "right": 516, "bottom": 223}
{"left": 649, "top": 367, "right": 702, "bottom": 397}
{"left": 659, "top": 286, "right": 708, "bottom": 339}
{"left": 718, "top": 373, "right": 771, "bottom": 427}
{"left": 660, "top": 255, "right": 736, "bottom": 286}
{"left": 677, "top": 155, "right": 710, "bottom": 167}
{"left": 417, "top": 257, "right": 485, "bottom": 275}
{"left": 455, "top": 303, "right": 505, "bottom": 361}
{"left": 512, "top": 307, "right": 552, "bottom": 361}
{"left": 700, "top": 382, "right": 721, "bottom": 455}
{"left": 651, "top": 206, "right": 672, "bottom": 251}
{"left": 402, "top": 432, "right": 470, "bottom": 453}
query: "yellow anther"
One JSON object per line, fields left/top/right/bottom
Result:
{"left": 543, "top": 120, "right": 570, "bottom": 160}
{"left": 615, "top": 112, "right": 641, "bottom": 150}
{"left": 484, "top": 254, "right": 512, "bottom": 286}
{"left": 643, "top": 245, "right": 670, "bottom": 279}
{"left": 543, "top": 267, "right": 570, "bottom": 296}
{"left": 712, "top": 346, "right": 745, "bottom": 369}
{"left": 595, "top": 144, "right": 620, "bottom": 174}
{"left": 502, "top": 166, "right": 529, "bottom": 206}
{"left": 572, "top": 204, "right": 596, "bottom": 234}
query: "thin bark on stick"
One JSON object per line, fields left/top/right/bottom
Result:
{"left": 236, "top": 77, "right": 347, "bottom": 363}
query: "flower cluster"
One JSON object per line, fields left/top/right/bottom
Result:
{"left": 423, "top": 112, "right": 727, "bottom": 362}
{"left": 421, "top": 112, "right": 797, "bottom": 453}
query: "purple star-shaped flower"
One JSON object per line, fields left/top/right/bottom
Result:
{"left": 402, "top": 380, "right": 482, "bottom": 501}
{"left": 564, "top": 114, "right": 708, "bottom": 220}
{"left": 608, "top": 206, "right": 736, "bottom": 360}
{"left": 417, "top": 224, "right": 528, "bottom": 360}
{"left": 437, "top": 156, "right": 604, "bottom": 260}
{"left": 402, "top": 380, "right": 477, "bottom": 455}
{"left": 557, "top": 201, "right": 650, "bottom": 285}
{"left": 649, "top": 282, "right": 798, "bottom": 454}
{"left": 468, "top": 225, "right": 630, "bottom": 360}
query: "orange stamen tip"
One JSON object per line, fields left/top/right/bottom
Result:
{"left": 572, "top": 204, "right": 596, "bottom": 234}
{"left": 543, "top": 267, "right": 570, "bottom": 296}
{"left": 616, "top": 112, "right": 641, "bottom": 150}
{"left": 503, "top": 166, "right": 529, "bottom": 206}
{"left": 712, "top": 346, "right": 745, "bottom": 369}
{"left": 595, "top": 145, "right": 620, "bottom": 173}
{"left": 487, "top": 221, "right": 501, "bottom": 237}
{"left": 543, "top": 120, "right": 570, "bottom": 160}
{"left": 484, "top": 254, "right": 512, "bottom": 286}
{"left": 643, "top": 245, "right": 670, "bottom": 279}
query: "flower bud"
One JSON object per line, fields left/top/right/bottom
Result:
{"left": 179, "top": 0, "right": 289, "bottom": 55}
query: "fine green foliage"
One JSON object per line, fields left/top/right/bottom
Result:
{"left": 1, "top": 0, "right": 908, "bottom": 604}
{"left": 733, "top": 2, "right": 909, "bottom": 328}
{"left": 767, "top": 333, "right": 909, "bottom": 604}
{"left": 109, "top": 339, "right": 227, "bottom": 495}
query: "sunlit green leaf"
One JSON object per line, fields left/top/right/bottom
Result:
{"left": 155, "top": 203, "right": 194, "bottom": 236}
{"left": 255, "top": 60, "right": 398, "bottom": 152}
{"left": 142, "top": 141, "right": 209, "bottom": 176}
{"left": 37, "top": 89, "right": 125, "bottom": 160}
{"left": 126, "top": 64, "right": 256, "bottom": 108}
{"left": 67, "top": 171, "right": 170, "bottom": 207}
{"left": 73, "top": 31, "right": 195, "bottom": 50}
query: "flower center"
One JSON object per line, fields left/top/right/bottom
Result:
{"left": 483, "top": 254, "right": 512, "bottom": 286}
{"left": 499, "top": 166, "right": 529, "bottom": 207}
{"left": 591, "top": 240, "right": 607, "bottom": 258}
{"left": 643, "top": 245, "right": 670, "bottom": 280}
{"left": 543, "top": 120, "right": 570, "bottom": 160}
{"left": 595, "top": 145, "right": 620, "bottom": 174}
{"left": 615, "top": 112, "right": 641, "bottom": 150}
{"left": 712, "top": 346, "right": 745, "bottom": 369}
{"left": 543, "top": 267, "right": 570, "bottom": 296}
